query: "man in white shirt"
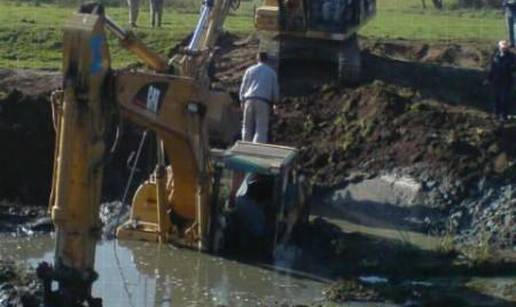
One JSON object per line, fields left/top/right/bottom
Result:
{"left": 239, "top": 52, "right": 279, "bottom": 143}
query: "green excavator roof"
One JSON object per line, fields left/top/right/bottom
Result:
{"left": 211, "top": 141, "right": 298, "bottom": 175}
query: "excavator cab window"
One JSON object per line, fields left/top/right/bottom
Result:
{"left": 274, "top": 0, "right": 376, "bottom": 34}
{"left": 305, "top": 0, "right": 361, "bottom": 33}
{"left": 209, "top": 141, "right": 306, "bottom": 255}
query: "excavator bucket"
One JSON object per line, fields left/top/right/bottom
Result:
{"left": 116, "top": 181, "right": 169, "bottom": 243}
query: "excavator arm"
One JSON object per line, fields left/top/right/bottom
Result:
{"left": 38, "top": 2, "right": 239, "bottom": 306}
{"left": 170, "top": 0, "right": 240, "bottom": 83}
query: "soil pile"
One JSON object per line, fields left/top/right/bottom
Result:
{"left": 0, "top": 35, "right": 513, "bottom": 306}
{"left": 362, "top": 39, "right": 493, "bottom": 70}
{"left": 0, "top": 35, "right": 512, "bottom": 248}
{"left": 212, "top": 34, "right": 258, "bottom": 93}
{"left": 211, "top": 36, "right": 505, "bottom": 182}
{"left": 0, "top": 89, "right": 54, "bottom": 204}
{"left": 0, "top": 261, "right": 42, "bottom": 307}
{"left": 214, "top": 36, "right": 495, "bottom": 105}
{"left": 273, "top": 82, "right": 516, "bottom": 194}
{"left": 212, "top": 34, "right": 514, "bottom": 249}
{"left": 271, "top": 82, "right": 516, "bottom": 249}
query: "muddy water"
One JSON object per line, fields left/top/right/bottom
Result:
{"left": 0, "top": 236, "right": 327, "bottom": 306}
{"left": 315, "top": 173, "right": 444, "bottom": 251}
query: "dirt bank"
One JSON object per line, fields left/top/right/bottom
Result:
{"left": 0, "top": 36, "right": 500, "bottom": 206}
{"left": 212, "top": 36, "right": 511, "bottom": 192}
{"left": 0, "top": 89, "right": 54, "bottom": 204}
{"left": 1, "top": 35, "right": 514, "bottom": 243}
{"left": 214, "top": 36, "right": 496, "bottom": 105}
{"left": 212, "top": 35, "right": 514, "bottom": 251}
{"left": 0, "top": 69, "right": 155, "bottom": 235}
{"left": 0, "top": 32, "right": 513, "bottom": 270}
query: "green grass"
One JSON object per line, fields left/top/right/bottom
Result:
{"left": 0, "top": 0, "right": 506, "bottom": 69}
{"left": 361, "top": 12, "right": 503, "bottom": 41}
{"left": 361, "top": 0, "right": 504, "bottom": 40}
{"left": 0, "top": 2, "right": 253, "bottom": 69}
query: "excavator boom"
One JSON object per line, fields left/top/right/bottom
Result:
{"left": 38, "top": 2, "right": 239, "bottom": 306}
{"left": 39, "top": 2, "right": 307, "bottom": 306}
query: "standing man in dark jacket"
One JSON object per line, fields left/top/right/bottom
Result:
{"left": 487, "top": 40, "right": 516, "bottom": 121}
{"left": 504, "top": 0, "right": 516, "bottom": 47}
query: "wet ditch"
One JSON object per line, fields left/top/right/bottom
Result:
{"left": 0, "top": 236, "right": 327, "bottom": 306}
{"left": 0, "top": 216, "right": 514, "bottom": 306}
{"left": 0, "top": 36, "right": 515, "bottom": 306}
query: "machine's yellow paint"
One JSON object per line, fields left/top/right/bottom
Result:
{"left": 45, "top": 2, "right": 304, "bottom": 305}
{"left": 48, "top": 7, "right": 235, "bottom": 297}
{"left": 50, "top": 12, "right": 110, "bottom": 277}
{"left": 111, "top": 70, "right": 213, "bottom": 248}
{"left": 254, "top": 5, "right": 279, "bottom": 31}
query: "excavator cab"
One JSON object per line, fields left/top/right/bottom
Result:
{"left": 210, "top": 141, "right": 309, "bottom": 255}
{"left": 117, "top": 141, "right": 308, "bottom": 256}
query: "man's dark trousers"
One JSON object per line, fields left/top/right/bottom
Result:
{"left": 494, "top": 85, "right": 512, "bottom": 119}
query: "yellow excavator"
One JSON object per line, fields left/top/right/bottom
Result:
{"left": 255, "top": 0, "right": 376, "bottom": 83}
{"left": 37, "top": 1, "right": 307, "bottom": 306}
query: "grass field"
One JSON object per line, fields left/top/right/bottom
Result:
{"left": 0, "top": 3, "right": 253, "bottom": 69}
{"left": 363, "top": 0, "right": 504, "bottom": 40}
{"left": 0, "top": 0, "right": 505, "bottom": 69}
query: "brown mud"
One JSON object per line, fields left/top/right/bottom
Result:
{"left": 0, "top": 89, "right": 54, "bottom": 204}
{"left": 212, "top": 35, "right": 511, "bottom": 191}
{"left": 0, "top": 35, "right": 515, "bottom": 306}
{"left": 0, "top": 36, "right": 502, "bottom": 206}
{"left": 0, "top": 260, "right": 43, "bottom": 307}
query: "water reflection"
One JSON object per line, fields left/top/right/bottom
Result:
{"left": 0, "top": 236, "right": 325, "bottom": 306}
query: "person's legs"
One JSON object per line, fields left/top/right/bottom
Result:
{"left": 127, "top": 0, "right": 132, "bottom": 24}
{"left": 150, "top": 1, "right": 156, "bottom": 27}
{"left": 494, "top": 86, "right": 503, "bottom": 119}
{"left": 242, "top": 100, "right": 256, "bottom": 142}
{"left": 500, "top": 86, "right": 511, "bottom": 120}
{"left": 128, "top": 0, "right": 140, "bottom": 26}
{"left": 253, "top": 100, "right": 270, "bottom": 143}
{"left": 509, "top": 15, "right": 516, "bottom": 48}
{"left": 157, "top": 0, "right": 163, "bottom": 27}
